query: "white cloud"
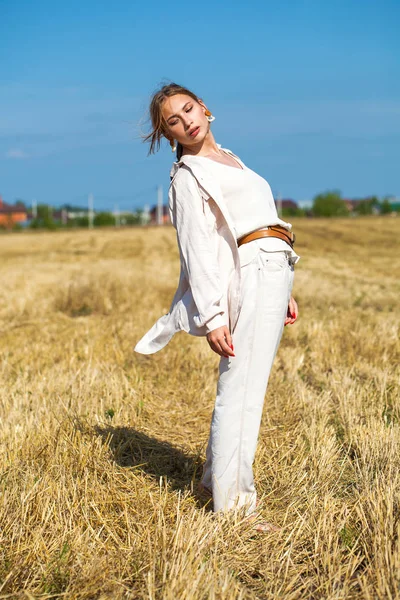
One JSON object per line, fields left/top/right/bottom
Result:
{"left": 5, "top": 148, "right": 30, "bottom": 159}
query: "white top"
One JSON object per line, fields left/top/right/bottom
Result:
{"left": 135, "top": 145, "right": 299, "bottom": 353}
{"left": 197, "top": 151, "right": 300, "bottom": 265}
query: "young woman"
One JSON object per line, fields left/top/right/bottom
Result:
{"left": 135, "top": 83, "right": 300, "bottom": 532}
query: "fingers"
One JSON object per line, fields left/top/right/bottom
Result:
{"left": 291, "top": 297, "right": 298, "bottom": 317}
{"left": 225, "top": 328, "right": 233, "bottom": 349}
{"left": 207, "top": 326, "right": 235, "bottom": 358}
{"left": 285, "top": 313, "right": 295, "bottom": 325}
{"left": 209, "top": 340, "right": 232, "bottom": 358}
{"left": 219, "top": 337, "right": 235, "bottom": 357}
{"left": 285, "top": 297, "right": 298, "bottom": 325}
{"left": 290, "top": 299, "right": 298, "bottom": 322}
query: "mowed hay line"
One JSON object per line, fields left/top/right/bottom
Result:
{"left": 0, "top": 218, "right": 399, "bottom": 599}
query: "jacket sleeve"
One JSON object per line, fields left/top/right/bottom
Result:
{"left": 170, "top": 167, "right": 226, "bottom": 333}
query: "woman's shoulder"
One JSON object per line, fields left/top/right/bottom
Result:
{"left": 170, "top": 144, "right": 242, "bottom": 176}
{"left": 170, "top": 152, "right": 211, "bottom": 186}
{"left": 169, "top": 164, "right": 206, "bottom": 205}
{"left": 170, "top": 162, "right": 197, "bottom": 185}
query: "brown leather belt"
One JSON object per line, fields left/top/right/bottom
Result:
{"left": 237, "top": 225, "right": 296, "bottom": 249}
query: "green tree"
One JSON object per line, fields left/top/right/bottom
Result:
{"left": 42, "top": 216, "right": 58, "bottom": 230}
{"left": 36, "top": 204, "right": 51, "bottom": 219}
{"left": 93, "top": 212, "right": 115, "bottom": 226}
{"left": 122, "top": 212, "right": 142, "bottom": 225}
{"left": 75, "top": 216, "right": 89, "bottom": 227}
{"left": 29, "top": 204, "right": 58, "bottom": 229}
{"left": 354, "top": 197, "right": 379, "bottom": 215}
{"left": 380, "top": 197, "right": 393, "bottom": 214}
{"left": 312, "top": 190, "right": 349, "bottom": 217}
{"left": 282, "top": 207, "right": 306, "bottom": 218}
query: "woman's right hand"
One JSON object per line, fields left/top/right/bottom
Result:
{"left": 206, "top": 325, "right": 235, "bottom": 358}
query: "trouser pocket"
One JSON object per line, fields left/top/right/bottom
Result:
{"left": 258, "top": 250, "right": 289, "bottom": 272}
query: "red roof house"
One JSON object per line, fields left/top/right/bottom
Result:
{"left": 0, "top": 196, "right": 28, "bottom": 228}
{"left": 149, "top": 205, "right": 171, "bottom": 225}
{"left": 275, "top": 199, "right": 298, "bottom": 210}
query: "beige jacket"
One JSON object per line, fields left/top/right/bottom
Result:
{"left": 134, "top": 145, "right": 294, "bottom": 355}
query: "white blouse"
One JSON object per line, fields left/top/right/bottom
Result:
{"left": 134, "top": 145, "right": 299, "bottom": 353}
{"left": 196, "top": 151, "right": 300, "bottom": 266}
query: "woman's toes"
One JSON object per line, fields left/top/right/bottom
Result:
{"left": 253, "top": 521, "right": 281, "bottom": 533}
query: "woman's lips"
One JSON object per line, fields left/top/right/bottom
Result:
{"left": 189, "top": 126, "right": 200, "bottom": 138}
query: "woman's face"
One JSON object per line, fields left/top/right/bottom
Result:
{"left": 161, "top": 94, "right": 210, "bottom": 150}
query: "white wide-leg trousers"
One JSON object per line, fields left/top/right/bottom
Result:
{"left": 201, "top": 248, "right": 295, "bottom": 515}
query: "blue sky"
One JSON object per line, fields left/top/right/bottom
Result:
{"left": 1, "top": 0, "right": 399, "bottom": 211}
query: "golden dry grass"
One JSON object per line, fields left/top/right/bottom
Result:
{"left": 0, "top": 217, "right": 399, "bottom": 599}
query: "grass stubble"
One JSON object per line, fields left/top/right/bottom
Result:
{"left": 0, "top": 217, "right": 399, "bottom": 599}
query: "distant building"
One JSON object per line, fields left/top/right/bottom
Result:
{"left": 343, "top": 197, "right": 380, "bottom": 215}
{"left": 0, "top": 196, "right": 28, "bottom": 227}
{"left": 149, "top": 204, "right": 171, "bottom": 225}
{"left": 274, "top": 198, "right": 299, "bottom": 217}
{"left": 275, "top": 199, "right": 298, "bottom": 211}
{"left": 343, "top": 198, "right": 362, "bottom": 212}
{"left": 66, "top": 210, "right": 88, "bottom": 219}
{"left": 57, "top": 204, "right": 88, "bottom": 220}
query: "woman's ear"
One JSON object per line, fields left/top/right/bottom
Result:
{"left": 197, "top": 99, "right": 207, "bottom": 113}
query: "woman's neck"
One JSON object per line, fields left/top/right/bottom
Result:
{"left": 181, "top": 130, "right": 221, "bottom": 158}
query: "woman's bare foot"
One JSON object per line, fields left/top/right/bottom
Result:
{"left": 245, "top": 514, "right": 281, "bottom": 533}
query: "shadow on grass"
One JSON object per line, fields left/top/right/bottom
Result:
{"left": 93, "top": 424, "right": 212, "bottom": 510}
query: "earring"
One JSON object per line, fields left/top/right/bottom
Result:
{"left": 170, "top": 140, "right": 176, "bottom": 152}
{"left": 205, "top": 109, "right": 215, "bottom": 123}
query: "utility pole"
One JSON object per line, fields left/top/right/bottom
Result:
{"left": 277, "top": 192, "right": 282, "bottom": 218}
{"left": 32, "top": 199, "right": 37, "bottom": 219}
{"left": 156, "top": 185, "right": 163, "bottom": 225}
{"left": 114, "top": 204, "right": 120, "bottom": 227}
{"left": 88, "top": 193, "right": 94, "bottom": 229}
{"left": 142, "top": 203, "right": 150, "bottom": 225}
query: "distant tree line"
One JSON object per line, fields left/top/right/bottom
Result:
{"left": 28, "top": 204, "right": 144, "bottom": 230}
{"left": 277, "top": 192, "right": 397, "bottom": 218}
{"left": 309, "top": 191, "right": 396, "bottom": 218}
{"left": 3, "top": 194, "right": 399, "bottom": 233}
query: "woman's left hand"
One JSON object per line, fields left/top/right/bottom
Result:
{"left": 284, "top": 295, "right": 298, "bottom": 326}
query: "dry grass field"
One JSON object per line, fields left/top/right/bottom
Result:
{"left": 0, "top": 217, "right": 399, "bottom": 599}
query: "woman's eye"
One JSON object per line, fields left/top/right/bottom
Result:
{"left": 170, "top": 120, "right": 178, "bottom": 126}
{"left": 185, "top": 106, "right": 192, "bottom": 112}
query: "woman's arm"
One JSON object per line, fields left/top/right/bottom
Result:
{"left": 170, "top": 166, "right": 226, "bottom": 333}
